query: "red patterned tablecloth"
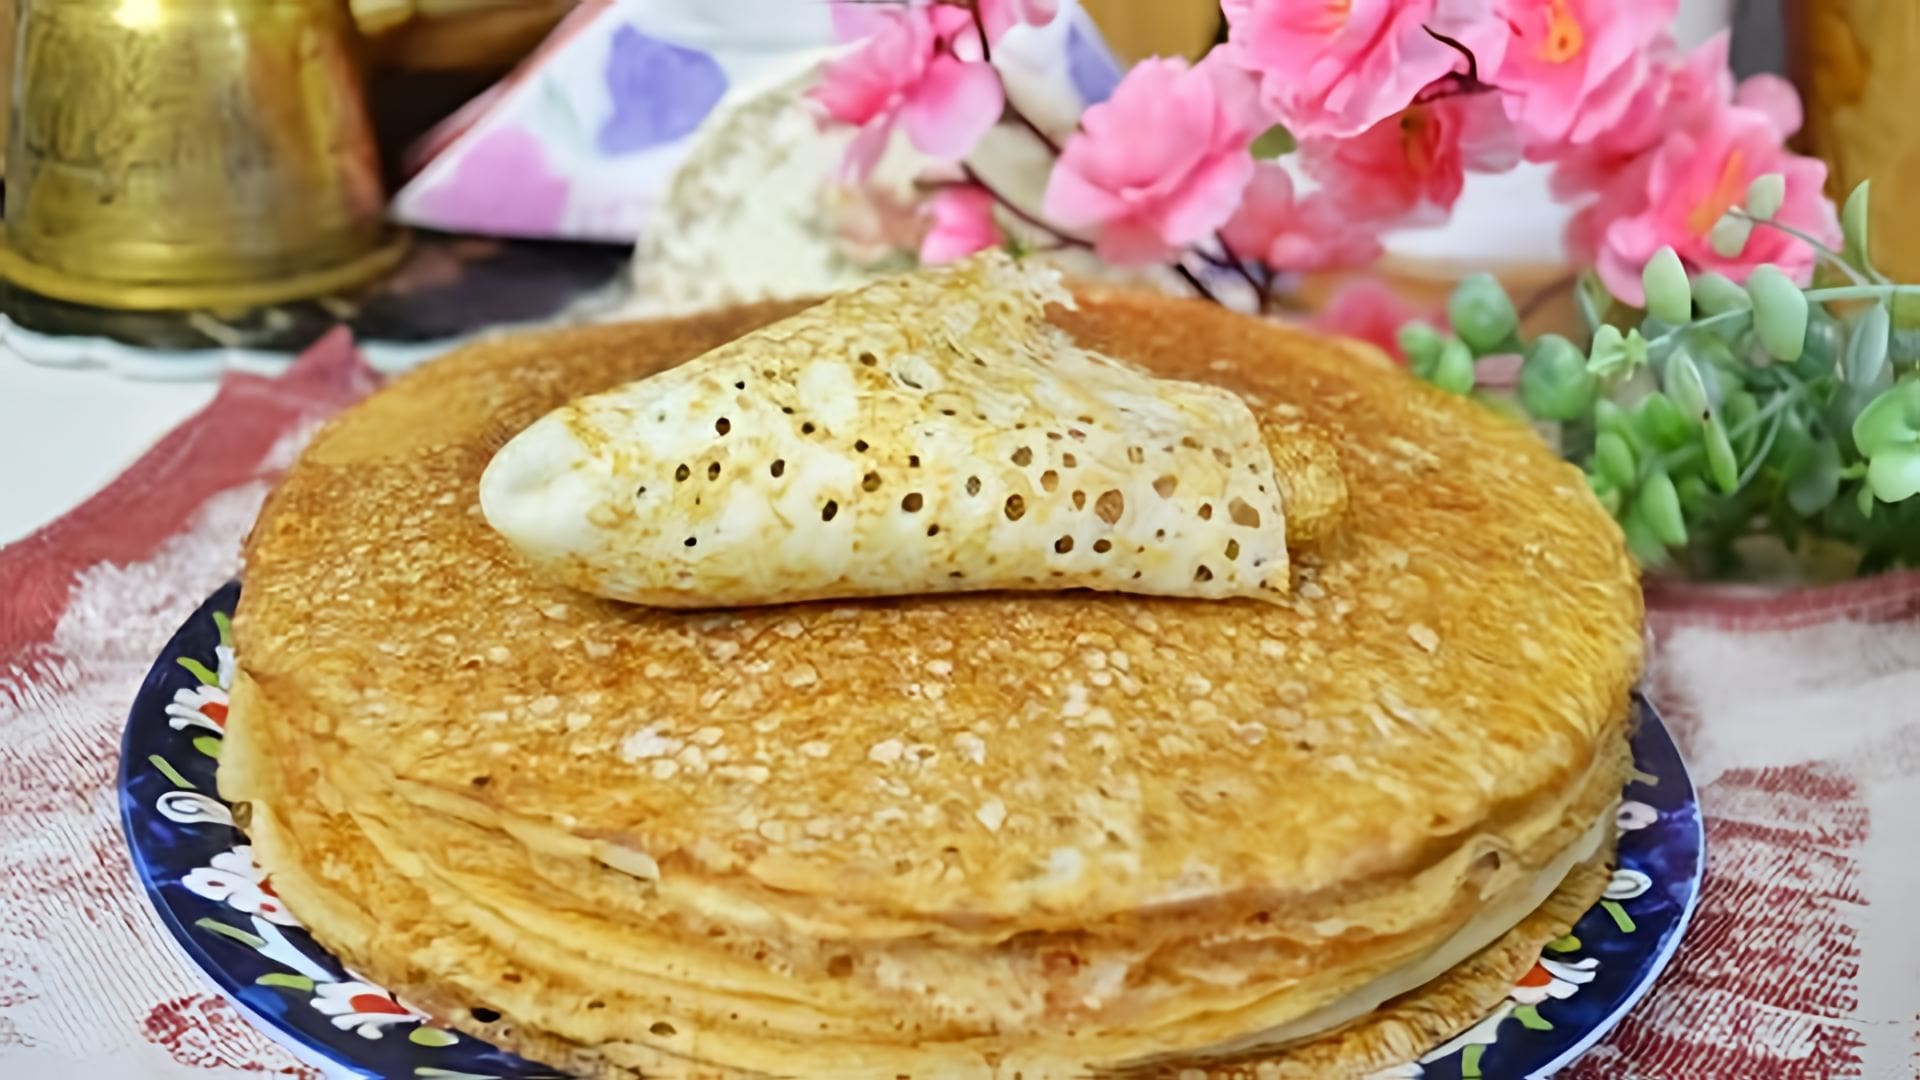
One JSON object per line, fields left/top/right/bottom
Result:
{"left": 2, "top": 331, "right": 1915, "bottom": 1078}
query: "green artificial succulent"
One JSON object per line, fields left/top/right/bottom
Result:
{"left": 1409, "top": 180, "right": 1920, "bottom": 577}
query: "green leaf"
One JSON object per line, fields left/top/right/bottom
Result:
{"left": 1519, "top": 334, "right": 1597, "bottom": 420}
{"left": 1852, "top": 381, "right": 1920, "bottom": 457}
{"left": 1546, "top": 934, "right": 1582, "bottom": 953}
{"left": 1692, "top": 272, "right": 1753, "bottom": 316}
{"left": 1642, "top": 247, "right": 1692, "bottom": 324}
{"left": 1622, "top": 508, "right": 1673, "bottom": 567}
{"left": 1663, "top": 348, "right": 1711, "bottom": 419}
{"left": 1432, "top": 339, "right": 1477, "bottom": 395}
{"left": 176, "top": 657, "right": 220, "bottom": 687}
{"left": 1867, "top": 445, "right": 1920, "bottom": 503}
{"left": 1677, "top": 473, "right": 1715, "bottom": 514}
{"left": 1594, "top": 398, "right": 1631, "bottom": 442}
{"left": 1449, "top": 274, "right": 1519, "bottom": 355}
{"left": 1588, "top": 325, "right": 1649, "bottom": 381}
{"left": 1704, "top": 416, "right": 1740, "bottom": 494}
{"left": 192, "top": 735, "right": 222, "bottom": 760}
{"left": 1397, "top": 321, "right": 1445, "bottom": 372}
{"left": 1249, "top": 123, "right": 1296, "bottom": 159}
{"left": 1722, "top": 390, "right": 1760, "bottom": 458}
{"left": 1636, "top": 466, "right": 1688, "bottom": 547}
{"left": 1858, "top": 482, "right": 1877, "bottom": 518}
{"left": 1635, "top": 392, "right": 1697, "bottom": 451}
{"left": 1846, "top": 303, "right": 1892, "bottom": 389}
{"left": 212, "top": 610, "right": 235, "bottom": 650}
{"left": 1745, "top": 173, "right": 1786, "bottom": 221}
{"left": 1747, "top": 265, "right": 1809, "bottom": 362}
{"left": 1593, "top": 432, "right": 1637, "bottom": 491}
{"left": 1788, "top": 438, "right": 1843, "bottom": 516}
{"left": 1710, "top": 213, "right": 1754, "bottom": 259}
{"left": 1842, "top": 180, "right": 1872, "bottom": 274}
{"left": 258, "top": 973, "right": 314, "bottom": 991}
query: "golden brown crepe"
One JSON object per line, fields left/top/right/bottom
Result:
{"left": 222, "top": 278, "right": 1643, "bottom": 1078}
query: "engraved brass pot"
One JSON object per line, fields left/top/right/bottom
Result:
{"left": 2, "top": 0, "right": 407, "bottom": 310}
{"left": 1790, "top": 0, "right": 1920, "bottom": 282}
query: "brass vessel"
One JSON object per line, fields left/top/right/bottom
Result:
{"left": 1791, "top": 0, "right": 1920, "bottom": 283}
{"left": 2, "top": 0, "right": 407, "bottom": 310}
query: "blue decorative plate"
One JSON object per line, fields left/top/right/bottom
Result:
{"left": 121, "top": 585, "right": 1703, "bottom": 1079}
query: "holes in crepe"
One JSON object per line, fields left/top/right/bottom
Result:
{"left": 1180, "top": 436, "right": 1202, "bottom": 450}
{"left": 909, "top": 455, "right": 921, "bottom": 468}
{"left": 469, "top": 775, "right": 491, "bottom": 788}
{"left": 715, "top": 417, "right": 731, "bottom": 436}
{"left": 822, "top": 501, "right": 839, "bottom": 522}
{"left": 1095, "top": 490, "right": 1124, "bottom": 524}
{"left": 1011, "top": 447, "right": 1033, "bottom": 467}
{"left": 1225, "top": 539, "right": 1241, "bottom": 560}
{"left": 1054, "top": 536, "right": 1074, "bottom": 554}
{"left": 802, "top": 422, "right": 816, "bottom": 435}
{"left": 770, "top": 459, "right": 786, "bottom": 478}
{"left": 634, "top": 486, "right": 647, "bottom": 498}
{"left": 650, "top": 1021, "right": 678, "bottom": 1037}
{"left": 1229, "top": 498, "right": 1261, "bottom": 528}
{"left": 675, "top": 464, "right": 691, "bottom": 482}
{"left": 735, "top": 380, "right": 746, "bottom": 390}
{"left": 685, "top": 537, "right": 698, "bottom": 547}
{"left": 1250, "top": 911, "right": 1272, "bottom": 926}
{"left": 707, "top": 462, "right": 722, "bottom": 481}
{"left": 901, "top": 492, "right": 924, "bottom": 513}
{"left": 1071, "top": 490, "right": 1086, "bottom": 510}
{"left": 965, "top": 476, "right": 982, "bottom": 497}
{"left": 1153, "top": 475, "right": 1178, "bottom": 498}
{"left": 1199, "top": 503, "right": 1214, "bottom": 521}
{"left": 927, "top": 524, "right": 941, "bottom": 537}
{"left": 1068, "top": 428, "right": 1087, "bottom": 442}
{"left": 1195, "top": 565, "right": 1214, "bottom": 582}
{"left": 1040, "top": 470, "right": 1059, "bottom": 493}
{"left": 471, "top": 1008, "right": 501, "bottom": 1024}
{"left": 1126, "top": 446, "right": 1145, "bottom": 465}
{"left": 1062, "top": 453, "right": 1078, "bottom": 468}
{"left": 855, "top": 439, "right": 870, "bottom": 453}
{"left": 1004, "top": 494, "right": 1026, "bottom": 521}
{"left": 863, "top": 472, "right": 883, "bottom": 493}
{"left": 588, "top": 1000, "right": 607, "bottom": 1010}
{"left": 1092, "top": 539, "right": 1112, "bottom": 554}
{"left": 827, "top": 955, "right": 855, "bottom": 978}
{"left": 501, "top": 972, "right": 521, "bottom": 983}
{"left": 858, "top": 351, "right": 878, "bottom": 367}
{"left": 1212, "top": 447, "right": 1231, "bottom": 467}
{"left": 781, "top": 405, "right": 795, "bottom": 415}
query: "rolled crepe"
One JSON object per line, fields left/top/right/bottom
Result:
{"left": 481, "top": 254, "right": 1310, "bottom": 608}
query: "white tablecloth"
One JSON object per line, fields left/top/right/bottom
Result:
{"left": 0, "top": 360, "right": 216, "bottom": 545}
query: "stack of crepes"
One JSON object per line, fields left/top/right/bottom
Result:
{"left": 219, "top": 256, "right": 1643, "bottom": 1078}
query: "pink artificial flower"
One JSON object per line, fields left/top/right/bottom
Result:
{"left": 812, "top": 5, "right": 1005, "bottom": 178}
{"left": 1596, "top": 103, "right": 1838, "bottom": 303}
{"left": 920, "top": 185, "right": 1005, "bottom": 263}
{"left": 1494, "top": 0, "right": 1676, "bottom": 147}
{"left": 1310, "top": 277, "right": 1445, "bottom": 362}
{"left": 1221, "top": 0, "right": 1508, "bottom": 139}
{"left": 1043, "top": 56, "right": 1258, "bottom": 265}
{"left": 1302, "top": 91, "right": 1520, "bottom": 225}
{"left": 1221, "top": 164, "right": 1383, "bottom": 271}
{"left": 1544, "top": 32, "right": 1732, "bottom": 192}
{"left": 978, "top": 0, "right": 1061, "bottom": 42}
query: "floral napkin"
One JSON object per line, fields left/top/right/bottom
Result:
{"left": 1, "top": 331, "right": 1914, "bottom": 1078}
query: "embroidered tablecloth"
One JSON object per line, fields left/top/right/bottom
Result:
{"left": 2, "top": 331, "right": 1915, "bottom": 1078}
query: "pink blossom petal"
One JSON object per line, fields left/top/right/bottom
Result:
{"left": 1736, "top": 74, "right": 1804, "bottom": 138}
{"left": 1093, "top": 218, "right": 1177, "bottom": 266}
{"left": 840, "top": 114, "right": 898, "bottom": 181}
{"left": 902, "top": 56, "right": 1004, "bottom": 161}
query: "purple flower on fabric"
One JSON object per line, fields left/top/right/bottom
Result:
{"left": 417, "top": 126, "right": 570, "bottom": 238}
{"left": 596, "top": 27, "right": 729, "bottom": 156}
